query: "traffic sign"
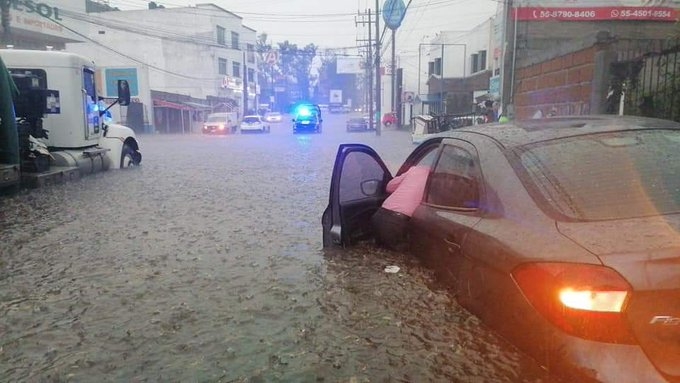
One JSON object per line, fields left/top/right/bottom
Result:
{"left": 383, "top": 0, "right": 406, "bottom": 30}
{"left": 265, "top": 51, "right": 279, "bottom": 65}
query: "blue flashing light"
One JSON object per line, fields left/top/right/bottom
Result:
{"left": 297, "top": 106, "right": 312, "bottom": 117}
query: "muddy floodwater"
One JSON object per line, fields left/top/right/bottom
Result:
{"left": 1, "top": 118, "right": 560, "bottom": 382}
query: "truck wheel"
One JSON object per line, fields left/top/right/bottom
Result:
{"left": 120, "top": 144, "right": 140, "bottom": 168}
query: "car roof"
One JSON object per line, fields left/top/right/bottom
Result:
{"left": 243, "top": 115, "right": 261, "bottom": 119}
{"left": 435, "top": 115, "right": 680, "bottom": 149}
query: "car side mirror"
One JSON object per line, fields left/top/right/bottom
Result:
{"left": 117, "top": 80, "right": 131, "bottom": 106}
{"left": 360, "top": 179, "right": 381, "bottom": 197}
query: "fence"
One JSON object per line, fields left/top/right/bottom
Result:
{"left": 606, "top": 39, "right": 680, "bottom": 122}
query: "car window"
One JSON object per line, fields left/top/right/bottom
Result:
{"left": 207, "top": 115, "right": 224, "bottom": 122}
{"left": 339, "top": 151, "right": 386, "bottom": 203}
{"left": 517, "top": 129, "right": 680, "bottom": 221}
{"left": 243, "top": 117, "right": 260, "bottom": 123}
{"left": 426, "top": 144, "right": 480, "bottom": 209}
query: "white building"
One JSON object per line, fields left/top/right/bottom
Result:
{"left": 415, "top": 17, "right": 498, "bottom": 115}
{"left": 2, "top": 1, "right": 259, "bottom": 133}
{"left": 60, "top": 2, "right": 259, "bottom": 133}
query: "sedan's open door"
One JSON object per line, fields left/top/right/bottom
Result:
{"left": 322, "top": 144, "right": 392, "bottom": 247}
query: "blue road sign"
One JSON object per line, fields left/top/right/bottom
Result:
{"left": 383, "top": 0, "right": 406, "bottom": 30}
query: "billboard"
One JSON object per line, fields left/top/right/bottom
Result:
{"left": 514, "top": 0, "right": 680, "bottom": 21}
{"left": 104, "top": 68, "right": 139, "bottom": 98}
{"left": 336, "top": 57, "right": 363, "bottom": 74}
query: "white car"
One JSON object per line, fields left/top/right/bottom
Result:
{"left": 264, "top": 112, "right": 283, "bottom": 123}
{"left": 239, "top": 115, "right": 270, "bottom": 133}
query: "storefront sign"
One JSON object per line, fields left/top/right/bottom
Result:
{"left": 515, "top": 6, "right": 679, "bottom": 21}
{"left": 11, "top": 0, "right": 62, "bottom": 22}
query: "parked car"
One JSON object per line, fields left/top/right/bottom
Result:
{"left": 382, "top": 112, "right": 398, "bottom": 126}
{"left": 239, "top": 115, "right": 270, "bottom": 133}
{"left": 264, "top": 112, "right": 283, "bottom": 123}
{"left": 346, "top": 117, "right": 369, "bottom": 132}
{"left": 202, "top": 112, "right": 237, "bottom": 134}
{"left": 322, "top": 115, "right": 680, "bottom": 383}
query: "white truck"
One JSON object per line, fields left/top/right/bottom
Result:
{"left": 0, "top": 49, "right": 142, "bottom": 189}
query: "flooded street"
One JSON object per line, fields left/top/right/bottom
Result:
{"left": 1, "top": 116, "right": 558, "bottom": 382}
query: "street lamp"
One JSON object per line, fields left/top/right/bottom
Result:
{"left": 418, "top": 42, "right": 467, "bottom": 115}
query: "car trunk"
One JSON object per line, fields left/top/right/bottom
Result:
{"left": 558, "top": 214, "right": 680, "bottom": 381}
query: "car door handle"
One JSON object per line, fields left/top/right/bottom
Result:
{"left": 444, "top": 237, "right": 461, "bottom": 251}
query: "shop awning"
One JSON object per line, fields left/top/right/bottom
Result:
{"left": 183, "top": 101, "right": 212, "bottom": 110}
{"left": 416, "top": 94, "right": 442, "bottom": 104}
{"left": 153, "top": 99, "right": 191, "bottom": 110}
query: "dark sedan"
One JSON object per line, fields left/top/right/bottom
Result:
{"left": 322, "top": 116, "right": 680, "bottom": 383}
{"left": 346, "top": 117, "right": 370, "bottom": 132}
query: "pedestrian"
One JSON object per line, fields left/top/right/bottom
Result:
{"left": 483, "top": 100, "right": 495, "bottom": 123}
{"left": 371, "top": 164, "right": 431, "bottom": 251}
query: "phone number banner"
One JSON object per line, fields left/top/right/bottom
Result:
{"left": 515, "top": 7, "right": 679, "bottom": 21}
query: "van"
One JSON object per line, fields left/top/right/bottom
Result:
{"left": 203, "top": 112, "right": 238, "bottom": 134}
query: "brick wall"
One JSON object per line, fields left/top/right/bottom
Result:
{"left": 513, "top": 46, "right": 599, "bottom": 120}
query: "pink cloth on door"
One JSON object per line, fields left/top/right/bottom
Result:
{"left": 381, "top": 166, "right": 430, "bottom": 217}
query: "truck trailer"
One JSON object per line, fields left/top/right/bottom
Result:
{"left": 0, "top": 49, "right": 142, "bottom": 190}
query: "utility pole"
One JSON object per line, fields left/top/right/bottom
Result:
{"left": 243, "top": 49, "right": 248, "bottom": 117}
{"left": 391, "top": 29, "right": 396, "bottom": 114}
{"left": 374, "top": 0, "right": 381, "bottom": 136}
{"left": 356, "top": 9, "right": 374, "bottom": 132}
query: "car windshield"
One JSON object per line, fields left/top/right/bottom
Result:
{"left": 206, "top": 115, "right": 225, "bottom": 122}
{"left": 517, "top": 129, "right": 680, "bottom": 221}
{"left": 266, "top": 112, "right": 280, "bottom": 117}
{"left": 243, "top": 117, "right": 260, "bottom": 123}
{"left": 349, "top": 118, "right": 365, "bottom": 123}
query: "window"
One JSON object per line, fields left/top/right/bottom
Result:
{"left": 428, "top": 61, "right": 435, "bottom": 76}
{"left": 434, "top": 58, "right": 442, "bottom": 76}
{"left": 478, "top": 50, "right": 487, "bottom": 71}
{"left": 218, "top": 58, "right": 227, "bottom": 75}
{"left": 231, "top": 31, "right": 240, "bottom": 50}
{"left": 216, "top": 26, "right": 225, "bottom": 45}
{"left": 339, "top": 151, "right": 387, "bottom": 203}
{"left": 247, "top": 68, "right": 255, "bottom": 82}
{"left": 471, "top": 53, "right": 479, "bottom": 73}
{"left": 471, "top": 51, "right": 487, "bottom": 73}
{"left": 426, "top": 145, "right": 480, "bottom": 209}
{"left": 246, "top": 44, "right": 255, "bottom": 63}
{"left": 232, "top": 61, "right": 241, "bottom": 78}
{"left": 517, "top": 130, "right": 680, "bottom": 221}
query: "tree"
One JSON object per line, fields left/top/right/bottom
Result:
{"left": 277, "top": 41, "right": 317, "bottom": 102}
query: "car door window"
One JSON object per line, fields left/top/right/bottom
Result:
{"left": 426, "top": 145, "right": 480, "bottom": 209}
{"left": 339, "top": 151, "right": 387, "bottom": 203}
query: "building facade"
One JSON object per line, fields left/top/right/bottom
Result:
{"left": 1, "top": 1, "right": 260, "bottom": 133}
{"left": 500, "top": 0, "right": 680, "bottom": 120}
{"left": 418, "top": 18, "right": 498, "bottom": 115}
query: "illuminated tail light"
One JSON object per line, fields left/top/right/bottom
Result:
{"left": 512, "top": 263, "right": 636, "bottom": 344}
{"left": 218, "top": 124, "right": 225, "bottom": 130}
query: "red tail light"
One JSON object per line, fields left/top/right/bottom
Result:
{"left": 512, "top": 263, "right": 636, "bottom": 344}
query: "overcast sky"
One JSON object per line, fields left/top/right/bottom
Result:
{"left": 107, "top": 0, "right": 498, "bottom": 92}
{"left": 108, "top": 1, "right": 497, "bottom": 56}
